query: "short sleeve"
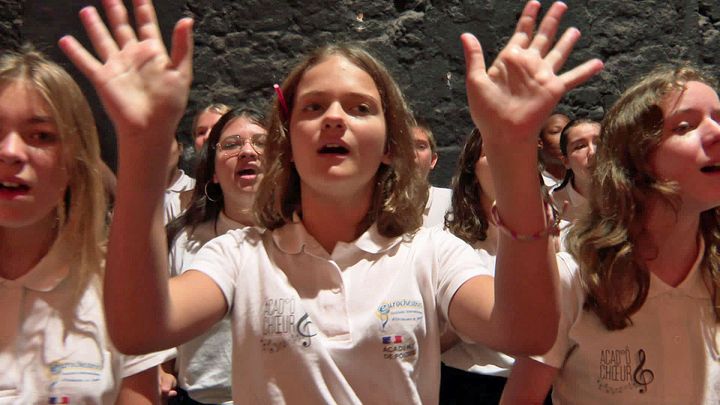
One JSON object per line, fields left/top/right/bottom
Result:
{"left": 530, "top": 252, "right": 583, "bottom": 368}
{"left": 188, "top": 232, "right": 243, "bottom": 313}
{"left": 119, "top": 348, "right": 176, "bottom": 378}
{"left": 432, "top": 229, "right": 494, "bottom": 326}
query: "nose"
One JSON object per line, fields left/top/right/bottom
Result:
{"left": 0, "top": 132, "right": 27, "bottom": 165}
{"left": 238, "top": 139, "right": 258, "bottom": 158}
{"left": 702, "top": 116, "right": 720, "bottom": 147}
{"left": 322, "top": 102, "right": 347, "bottom": 131}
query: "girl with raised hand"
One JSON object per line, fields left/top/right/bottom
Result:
{"left": 165, "top": 107, "right": 267, "bottom": 404}
{"left": 501, "top": 66, "right": 720, "bottom": 404}
{"left": 58, "top": 0, "right": 600, "bottom": 403}
{"left": 0, "top": 47, "right": 168, "bottom": 404}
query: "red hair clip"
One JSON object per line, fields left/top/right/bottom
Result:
{"left": 273, "top": 84, "right": 289, "bottom": 117}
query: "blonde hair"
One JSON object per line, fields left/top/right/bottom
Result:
{"left": 255, "top": 44, "right": 427, "bottom": 237}
{"left": 0, "top": 46, "right": 106, "bottom": 288}
{"left": 568, "top": 65, "right": 720, "bottom": 330}
{"left": 191, "top": 103, "right": 231, "bottom": 135}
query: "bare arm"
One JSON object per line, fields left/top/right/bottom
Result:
{"left": 115, "top": 366, "right": 159, "bottom": 405}
{"left": 500, "top": 357, "right": 558, "bottom": 405}
{"left": 448, "top": 1, "right": 603, "bottom": 355}
{"left": 59, "top": 0, "right": 225, "bottom": 353}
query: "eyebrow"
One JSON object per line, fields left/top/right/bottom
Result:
{"left": 668, "top": 107, "right": 720, "bottom": 118}
{"left": 296, "top": 90, "right": 379, "bottom": 102}
{"left": 28, "top": 115, "right": 54, "bottom": 124}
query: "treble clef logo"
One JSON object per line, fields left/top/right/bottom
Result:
{"left": 296, "top": 313, "right": 317, "bottom": 347}
{"left": 632, "top": 349, "right": 655, "bottom": 393}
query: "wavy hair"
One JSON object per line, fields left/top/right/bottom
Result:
{"left": 567, "top": 65, "right": 720, "bottom": 330}
{"left": 167, "top": 108, "right": 266, "bottom": 247}
{"left": 255, "top": 44, "right": 427, "bottom": 237}
{"left": 445, "top": 128, "right": 489, "bottom": 243}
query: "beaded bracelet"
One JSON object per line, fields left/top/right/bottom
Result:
{"left": 490, "top": 200, "right": 561, "bottom": 241}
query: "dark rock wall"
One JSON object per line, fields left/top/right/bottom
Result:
{"left": 3, "top": 0, "right": 719, "bottom": 186}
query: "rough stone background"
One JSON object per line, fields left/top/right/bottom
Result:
{"left": 2, "top": 0, "right": 719, "bottom": 187}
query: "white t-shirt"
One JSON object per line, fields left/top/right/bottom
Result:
{"left": 441, "top": 243, "right": 515, "bottom": 377}
{"left": 423, "top": 186, "right": 452, "bottom": 228}
{"left": 169, "top": 212, "right": 245, "bottom": 404}
{"left": 190, "top": 221, "right": 491, "bottom": 404}
{"left": 164, "top": 170, "right": 196, "bottom": 224}
{"left": 0, "top": 231, "right": 171, "bottom": 404}
{"left": 534, "top": 246, "right": 720, "bottom": 404}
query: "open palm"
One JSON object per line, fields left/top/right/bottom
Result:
{"left": 463, "top": 1, "right": 603, "bottom": 147}
{"left": 59, "top": 0, "right": 193, "bottom": 143}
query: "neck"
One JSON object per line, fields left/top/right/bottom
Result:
{"left": 223, "top": 192, "right": 255, "bottom": 227}
{"left": 166, "top": 168, "right": 181, "bottom": 188}
{"left": 641, "top": 200, "right": 700, "bottom": 287}
{"left": 301, "top": 182, "right": 374, "bottom": 254}
{"left": 0, "top": 214, "right": 58, "bottom": 280}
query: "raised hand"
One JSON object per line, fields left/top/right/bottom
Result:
{"left": 462, "top": 1, "right": 603, "bottom": 148}
{"left": 58, "top": 0, "right": 193, "bottom": 146}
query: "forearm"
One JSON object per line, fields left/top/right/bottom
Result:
{"left": 488, "top": 141, "right": 559, "bottom": 355}
{"left": 105, "top": 144, "right": 174, "bottom": 354}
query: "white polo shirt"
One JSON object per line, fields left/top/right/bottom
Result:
{"left": 422, "top": 186, "right": 452, "bottom": 228}
{"left": 0, "top": 231, "right": 171, "bottom": 404}
{"left": 441, "top": 243, "right": 515, "bottom": 377}
{"left": 164, "top": 169, "right": 196, "bottom": 224}
{"left": 535, "top": 246, "right": 720, "bottom": 404}
{"left": 190, "top": 221, "right": 491, "bottom": 404}
{"left": 169, "top": 212, "right": 245, "bottom": 404}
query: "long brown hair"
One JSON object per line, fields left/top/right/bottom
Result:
{"left": 568, "top": 65, "right": 720, "bottom": 330}
{"left": 445, "top": 128, "right": 490, "bottom": 243}
{"left": 255, "top": 44, "right": 427, "bottom": 237}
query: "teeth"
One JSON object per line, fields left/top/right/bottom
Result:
{"left": 1, "top": 181, "right": 20, "bottom": 187}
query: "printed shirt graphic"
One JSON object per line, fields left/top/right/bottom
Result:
{"left": 0, "top": 230, "right": 169, "bottom": 404}
{"left": 535, "top": 250, "right": 720, "bottom": 405}
{"left": 191, "top": 222, "right": 489, "bottom": 404}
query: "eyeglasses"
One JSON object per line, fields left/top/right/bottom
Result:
{"left": 215, "top": 135, "right": 266, "bottom": 157}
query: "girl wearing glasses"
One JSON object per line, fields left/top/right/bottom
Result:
{"left": 59, "top": 0, "right": 601, "bottom": 402}
{"left": 165, "top": 108, "right": 266, "bottom": 404}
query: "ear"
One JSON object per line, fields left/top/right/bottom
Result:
{"left": 561, "top": 156, "right": 570, "bottom": 169}
{"left": 430, "top": 152, "right": 438, "bottom": 170}
{"left": 212, "top": 173, "right": 219, "bottom": 183}
{"left": 537, "top": 138, "right": 544, "bottom": 150}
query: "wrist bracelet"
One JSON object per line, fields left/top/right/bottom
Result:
{"left": 490, "top": 200, "right": 560, "bottom": 241}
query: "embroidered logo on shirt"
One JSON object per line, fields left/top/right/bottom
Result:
{"left": 375, "top": 299, "right": 424, "bottom": 330}
{"left": 261, "top": 297, "right": 316, "bottom": 352}
{"left": 596, "top": 346, "right": 655, "bottom": 394}
{"left": 382, "top": 335, "right": 416, "bottom": 360}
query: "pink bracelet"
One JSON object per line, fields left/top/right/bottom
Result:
{"left": 490, "top": 200, "right": 560, "bottom": 241}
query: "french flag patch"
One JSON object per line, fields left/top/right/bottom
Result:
{"left": 382, "top": 335, "right": 403, "bottom": 344}
{"left": 49, "top": 396, "right": 70, "bottom": 404}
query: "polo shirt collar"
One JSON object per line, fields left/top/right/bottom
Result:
{"left": 0, "top": 228, "right": 73, "bottom": 292}
{"left": 272, "top": 214, "right": 403, "bottom": 255}
{"left": 167, "top": 170, "right": 191, "bottom": 192}
{"left": 648, "top": 236, "right": 708, "bottom": 299}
